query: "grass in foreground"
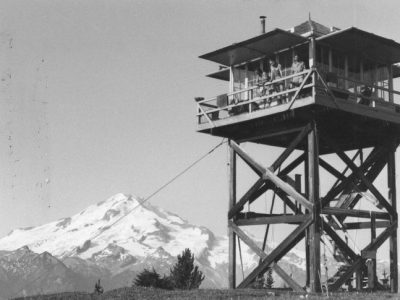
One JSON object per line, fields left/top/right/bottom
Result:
{"left": 13, "top": 287, "right": 400, "bottom": 300}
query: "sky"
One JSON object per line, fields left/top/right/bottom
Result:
{"left": 1, "top": 0, "right": 400, "bottom": 249}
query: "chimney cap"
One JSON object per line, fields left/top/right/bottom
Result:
{"left": 260, "top": 16, "right": 266, "bottom": 20}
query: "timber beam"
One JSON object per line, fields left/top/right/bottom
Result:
{"left": 321, "top": 134, "right": 395, "bottom": 216}
{"left": 341, "top": 221, "right": 391, "bottom": 230}
{"left": 321, "top": 145, "right": 387, "bottom": 207}
{"left": 237, "top": 216, "right": 313, "bottom": 288}
{"left": 329, "top": 257, "right": 365, "bottom": 292}
{"left": 322, "top": 220, "right": 358, "bottom": 262}
{"left": 226, "top": 123, "right": 398, "bottom": 293}
{"left": 229, "top": 221, "right": 305, "bottom": 292}
{"left": 322, "top": 207, "right": 391, "bottom": 220}
{"left": 235, "top": 214, "right": 310, "bottom": 226}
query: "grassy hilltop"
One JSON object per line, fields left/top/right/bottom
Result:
{"left": 13, "top": 287, "right": 400, "bottom": 300}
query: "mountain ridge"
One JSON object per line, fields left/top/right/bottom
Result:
{"left": 0, "top": 192, "right": 382, "bottom": 299}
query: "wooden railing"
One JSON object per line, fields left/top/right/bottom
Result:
{"left": 196, "top": 70, "right": 312, "bottom": 126}
{"left": 196, "top": 68, "right": 400, "bottom": 127}
{"left": 321, "top": 74, "right": 400, "bottom": 105}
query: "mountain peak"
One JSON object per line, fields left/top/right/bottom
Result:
{"left": 0, "top": 193, "right": 214, "bottom": 260}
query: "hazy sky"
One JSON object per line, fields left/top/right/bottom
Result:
{"left": 1, "top": 0, "right": 400, "bottom": 244}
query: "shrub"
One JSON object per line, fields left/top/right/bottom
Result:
{"left": 134, "top": 268, "right": 174, "bottom": 290}
{"left": 134, "top": 268, "right": 161, "bottom": 288}
{"left": 169, "top": 248, "right": 205, "bottom": 290}
{"left": 134, "top": 248, "right": 205, "bottom": 290}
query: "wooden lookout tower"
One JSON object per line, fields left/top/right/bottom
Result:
{"left": 196, "top": 18, "right": 400, "bottom": 293}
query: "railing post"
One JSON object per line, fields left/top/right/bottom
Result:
{"left": 388, "top": 64, "right": 394, "bottom": 103}
{"left": 228, "top": 140, "right": 237, "bottom": 289}
{"left": 309, "top": 38, "right": 316, "bottom": 99}
{"left": 344, "top": 55, "right": 349, "bottom": 89}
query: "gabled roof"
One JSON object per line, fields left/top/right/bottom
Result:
{"left": 292, "top": 20, "right": 332, "bottom": 37}
{"left": 199, "top": 28, "right": 307, "bottom": 66}
{"left": 317, "top": 27, "right": 400, "bottom": 64}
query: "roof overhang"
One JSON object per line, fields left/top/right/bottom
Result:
{"left": 317, "top": 27, "right": 400, "bottom": 64}
{"left": 206, "top": 68, "right": 229, "bottom": 81}
{"left": 199, "top": 28, "right": 308, "bottom": 66}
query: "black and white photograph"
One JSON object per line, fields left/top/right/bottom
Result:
{"left": 1, "top": 0, "right": 400, "bottom": 299}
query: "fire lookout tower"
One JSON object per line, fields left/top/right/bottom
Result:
{"left": 196, "top": 19, "right": 400, "bottom": 293}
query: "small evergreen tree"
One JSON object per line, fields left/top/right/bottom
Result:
{"left": 94, "top": 279, "right": 104, "bottom": 294}
{"left": 253, "top": 275, "right": 265, "bottom": 289}
{"left": 265, "top": 268, "right": 274, "bottom": 288}
{"left": 134, "top": 268, "right": 174, "bottom": 290}
{"left": 170, "top": 248, "right": 205, "bottom": 289}
{"left": 134, "top": 268, "right": 161, "bottom": 288}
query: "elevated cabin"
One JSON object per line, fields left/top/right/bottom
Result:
{"left": 196, "top": 20, "right": 400, "bottom": 153}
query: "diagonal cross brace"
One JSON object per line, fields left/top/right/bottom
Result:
{"left": 271, "top": 262, "right": 305, "bottom": 293}
{"left": 362, "top": 221, "right": 398, "bottom": 254}
{"left": 263, "top": 168, "right": 313, "bottom": 210}
{"left": 287, "top": 69, "right": 313, "bottom": 110}
{"left": 229, "top": 221, "right": 305, "bottom": 292}
{"left": 237, "top": 215, "right": 313, "bottom": 288}
{"left": 270, "top": 124, "right": 311, "bottom": 172}
{"left": 321, "top": 142, "right": 388, "bottom": 207}
{"left": 330, "top": 222, "right": 398, "bottom": 291}
{"left": 322, "top": 220, "right": 358, "bottom": 262}
{"left": 230, "top": 140, "right": 265, "bottom": 176}
{"left": 321, "top": 135, "right": 394, "bottom": 216}
{"left": 335, "top": 155, "right": 388, "bottom": 211}
{"left": 329, "top": 257, "right": 364, "bottom": 292}
{"left": 228, "top": 179, "right": 266, "bottom": 219}
{"left": 229, "top": 141, "right": 313, "bottom": 219}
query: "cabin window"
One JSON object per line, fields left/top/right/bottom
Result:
{"left": 247, "top": 60, "right": 264, "bottom": 87}
{"left": 316, "top": 45, "right": 329, "bottom": 74}
{"left": 232, "top": 66, "right": 246, "bottom": 101}
{"left": 346, "top": 54, "right": 361, "bottom": 94}
{"left": 375, "top": 63, "right": 389, "bottom": 101}
{"left": 362, "top": 60, "right": 375, "bottom": 84}
{"left": 332, "top": 50, "right": 345, "bottom": 88}
{"left": 348, "top": 55, "right": 361, "bottom": 82}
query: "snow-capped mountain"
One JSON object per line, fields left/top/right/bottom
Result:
{"left": 0, "top": 193, "right": 307, "bottom": 299}
{"left": 0, "top": 194, "right": 220, "bottom": 260}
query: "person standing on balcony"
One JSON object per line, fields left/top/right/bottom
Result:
{"left": 269, "top": 58, "right": 284, "bottom": 103}
{"left": 290, "top": 53, "right": 305, "bottom": 88}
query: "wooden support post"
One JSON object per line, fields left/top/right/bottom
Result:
{"left": 309, "top": 38, "right": 316, "bottom": 98}
{"left": 368, "top": 214, "right": 376, "bottom": 290}
{"left": 388, "top": 64, "right": 394, "bottom": 103}
{"left": 356, "top": 270, "right": 363, "bottom": 291}
{"left": 295, "top": 174, "right": 302, "bottom": 213}
{"left": 295, "top": 174, "right": 302, "bottom": 193}
{"left": 244, "top": 64, "right": 249, "bottom": 101}
{"left": 228, "top": 141, "right": 236, "bottom": 289}
{"left": 344, "top": 55, "right": 349, "bottom": 89}
{"left": 229, "top": 67, "right": 234, "bottom": 93}
{"left": 307, "top": 121, "right": 321, "bottom": 292}
{"left": 304, "top": 151, "right": 310, "bottom": 287}
{"left": 388, "top": 140, "right": 398, "bottom": 293}
{"left": 360, "top": 59, "right": 364, "bottom": 82}
{"left": 328, "top": 48, "right": 332, "bottom": 72}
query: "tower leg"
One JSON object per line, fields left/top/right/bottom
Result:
{"left": 228, "top": 141, "right": 236, "bottom": 289}
{"left": 388, "top": 140, "right": 398, "bottom": 293}
{"left": 304, "top": 155, "right": 310, "bottom": 287}
{"left": 307, "top": 122, "right": 321, "bottom": 292}
{"left": 367, "top": 214, "right": 377, "bottom": 290}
